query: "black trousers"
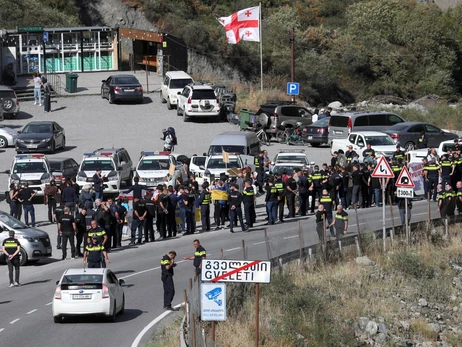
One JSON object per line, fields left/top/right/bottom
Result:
{"left": 185, "top": 208, "right": 196, "bottom": 234}
{"left": 167, "top": 210, "right": 177, "bottom": 237}
{"left": 76, "top": 232, "right": 84, "bottom": 256}
{"left": 214, "top": 203, "right": 226, "bottom": 227}
{"left": 7, "top": 257, "right": 20, "bottom": 284}
{"left": 110, "top": 222, "right": 118, "bottom": 248}
{"left": 61, "top": 232, "right": 75, "bottom": 258}
{"left": 299, "top": 191, "right": 309, "bottom": 216}
{"left": 200, "top": 205, "right": 210, "bottom": 231}
{"left": 157, "top": 213, "right": 167, "bottom": 238}
{"left": 229, "top": 206, "right": 245, "bottom": 232}
{"left": 144, "top": 216, "right": 155, "bottom": 241}
{"left": 88, "top": 261, "right": 102, "bottom": 268}
{"left": 162, "top": 275, "right": 175, "bottom": 308}
{"left": 361, "top": 184, "right": 370, "bottom": 208}
{"left": 47, "top": 198, "right": 56, "bottom": 223}
{"left": 316, "top": 222, "right": 325, "bottom": 244}
{"left": 277, "top": 199, "right": 285, "bottom": 221}
{"left": 310, "top": 188, "right": 322, "bottom": 213}
{"left": 243, "top": 202, "right": 255, "bottom": 227}
{"left": 286, "top": 193, "right": 296, "bottom": 217}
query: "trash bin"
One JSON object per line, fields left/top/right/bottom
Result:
{"left": 239, "top": 108, "right": 250, "bottom": 130}
{"left": 65, "top": 73, "right": 79, "bottom": 93}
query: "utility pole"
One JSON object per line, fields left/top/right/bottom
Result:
{"left": 290, "top": 27, "right": 295, "bottom": 103}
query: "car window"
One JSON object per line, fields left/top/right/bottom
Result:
{"left": 348, "top": 134, "right": 357, "bottom": 144}
{"left": 207, "top": 158, "right": 241, "bottom": 169}
{"left": 209, "top": 145, "right": 245, "bottom": 155}
{"left": 120, "top": 152, "right": 129, "bottom": 164}
{"left": 276, "top": 155, "right": 308, "bottom": 164}
{"left": 357, "top": 137, "right": 365, "bottom": 146}
{"left": 106, "top": 273, "right": 115, "bottom": 284}
{"left": 60, "top": 274, "right": 103, "bottom": 290}
{"left": 192, "top": 157, "right": 206, "bottom": 166}
{"left": 114, "top": 76, "right": 139, "bottom": 84}
{"left": 387, "top": 114, "right": 404, "bottom": 126}
{"left": 170, "top": 79, "right": 193, "bottom": 89}
{"left": 181, "top": 87, "right": 189, "bottom": 97}
{"left": 364, "top": 136, "right": 395, "bottom": 146}
{"left": 107, "top": 77, "right": 112, "bottom": 84}
{"left": 22, "top": 124, "right": 52, "bottom": 134}
{"left": 425, "top": 124, "right": 440, "bottom": 133}
{"left": 13, "top": 162, "right": 47, "bottom": 173}
{"left": 408, "top": 125, "right": 425, "bottom": 133}
{"left": 0, "top": 91, "right": 16, "bottom": 98}
{"left": 109, "top": 271, "right": 119, "bottom": 284}
{"left": 50, "top": 162, "right": 62, "bottom": 171}
{"left": 368, "top": 115, "right": 387, "bottom": 126}
{"left": 138, "top": 159, "right": 169, "bottom": 170}
{"left": 65, "top": 160, "right": 74, "bottom": 169}
{"left": 312, "top": 118, "right": 330, "bottom": 127}
{"left": 389, "top": 123, "right": 408, "bottom": 131}
{"left": 191, "top": 90, "right": 216, "bottom": 100}
{"left": 280, "top": 106, "right": 301, "bottom": 118}
{"left": 329, "top": 115, "right": 349, "bottom": 127}
{"left": 354, "top": 116, "right": 368, "bottom": 127}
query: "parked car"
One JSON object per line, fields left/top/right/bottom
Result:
{"left": 0, "top": 126, "right": 18, "bottom": 148}
{"left": 52, "top": 268, "right": 125, "bottom": 323}
{"left": 301, "top": 117, "right": 330, "bottom": 147}
{"left": 270, "top": 149, "right": 310, "bottom": 172}
{"left": 160, "top": 71, "right": 194, "bottom": 109}
{"left": 176, "top": 83, "right": 220, "bottom": 122}
{"left": 101, "top": 74, "right": 143, "bottom": 104}
{"left": 383, "top": 122, "right": 459, "bottom": 151}
{"left": 16, "top": 121, "right": 65, "bottom": 154}
{"left": 255, "top": 101, "right": 313, "bottom": 138}
{"left": 0, "top": 85, "right": 20, "bottom": 119}
{"left": 0, "top": 211, "right": 52, "bottom": 265}
{"left": 48, "top": 157, "right": 80, "bottom": 183}
{"left": 133, "top": 151, "right": 180, "bottom": 186}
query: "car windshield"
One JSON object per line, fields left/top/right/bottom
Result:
{"left": 191, "top": 90, "right": 216, "bottom": 100}
{"left": 311, "top": 118, "right": 330, "bottom": 127}
{"left": 364, "top": 136, "right": 395, "bottom": 146}
{"left": 138, "top": 159, "right": 170, "bottom": 170}
{"left": 13, "top": 162, "right": 47, "bottom": 173}
{"left": 207, "top": 158, "right": 241, "bottom": 169}
{"left": 170, "top": 79, "right": 193, "bottom": 89}
{"left": 60, "top": 274, "right": 103, "bottom": 290}
{"left": 0, "top": 213, "right": 27, "bottom": 229}
{"left": 272, "top": 165, "right": 302, "bottom": 175}
{"left": 208, "top": 145, "right": 245, "bottom": 155}
{"left": 49, "top": 162, "right": 62, "bottom": 171}
{"left": 276, "top": 155, "right": 308, "bottom": 164}
{"left": 22, "top": 124, "right": 52, "bottom": 134}
{"left": 81, "top": 160, "right": 114, "bottom": 171}
{"left": 114, "top": 76, "right": 138, "bottom": 84}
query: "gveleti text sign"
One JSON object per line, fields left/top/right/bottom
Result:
{"left": 201, "top": 259, "right": 271, "bottom": 283}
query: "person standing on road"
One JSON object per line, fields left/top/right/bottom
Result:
{"left": 123, "top": 177, "right": 143, "bottom": 202}
{"left": 31, "top": 72, "right": 43, "bottom": 106}
{"left": 329, "top": 205, "right": 348, "bottom": 241}
{"left": 183, "top": 187, "right": 196, "bottom": 235}
{"left": 228, "top": 183, "right": 247, "bottom": 233}
{"left": 84, "top": 237, "right": 110, "bottom": 268}
{"left": 167, "top": 186, "right": 178, "bottom": 238}
{"left": 199, "top": 182, "right": 211, "bottom": 232}
{"left": 161, "top": 251, "right": 177, "bottom": 311}
{"left": 242, "top": 180, "right": 256, "bottom": 228}
{"left": 94, "top": 199, "right": 111, "bottom": 248}
{"left": 2, "top": 230, "right": 21, "bottom": 287}
{"left": 87, "top": 219, "right": 108, "bottom": 248}
{"left": 255, "top": 151, "right": 265, "bottom": 194}
{"left": 308, "top": 165, "right": 325, "bottom": 214}
{"left": 43, "top": 77, "right": 51, "bottom": 112}
{"left": 58, "top": 207, "right": 77, "bottom": 260}
{"left": 17, "top": 183, "right": 36, "bottom": 227}
{"left": 423, "top": 158, "right": 440, "bottom": 202}
{"left": 320, "top": 189, "right": 334, "bottom": 238}
{"left": 44, "top": 180, "right": 58, "bottom": 223}
{"left": 75, "top": 207, "right": 89, "bottom": 257}
{"left": 129, "top": 196, "right": 146, "bottom": 245}
{"left": 143, "top": 192, "right": 156, "bottom": 242}
{"left": 183, "top": 239, "right": 206, "bottom": 278}
{"left": 8, "top": 183, "right": 20, "bottom": 219}
{"left": 156, "top": 185, "right": 169, "bottom": 240}
{"left": 265, "top": 177, "right": 280, "bottom": 226}
{"left": 93, "top": 168, "right": 104, "bottom": 201}
{"left": 61, "top": 179, "right": 76, "bottom": 215}
{"left": 285, "top": 172, "right": 297, "bottom": 218}
{"left": 107, "top": 198, "right": 121, "bottom": 248}
{"left": 315, "top": 204, "right": 327, "bottom": 244}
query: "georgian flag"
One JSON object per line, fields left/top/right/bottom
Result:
{"left": 218, "top": 6, "right": 260, "bottom": 44}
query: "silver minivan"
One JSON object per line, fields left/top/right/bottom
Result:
{"left": 208, "top": 131, "right": 260, "bottom": 167}
{"left": 328, "top": 111, "right": 405, "bottom": 145}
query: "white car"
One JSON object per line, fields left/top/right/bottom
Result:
{"left": 271, "top": 149, "right": 310, "bottom": 172}
{"left": 160, "top": 71, "right": 194, "bottom": 110}
{"left": 190, "top": 155, "right": 206, "bottom": 178}
{"left": 198, "top": 154, "right": 244, "bottom": 184}
{"left": 436, "top": 138, "right": 462, "bottom": 156}
{"left": 53, "top": 268, "right": 125, "bottom": 323}
{"left": 7, "top": 154, "right": 53, "bottom": 196}
{"left": 0, "top": 126, "right": 18, "bottom": 148}
{"left": 133, "top": 152, "right": 180, "bottom": 186}
{"left": 176, "top": 83, "right": 220, "bottom": 122}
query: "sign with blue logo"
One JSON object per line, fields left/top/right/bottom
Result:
{"left": 287, "top": 82, "right": 299, "bottom": 95}
{"left": 43, "top": 32, "right": 49, "bottom": 42}
{"left": 201, "top": 283, "right": 226, "bottom": 321}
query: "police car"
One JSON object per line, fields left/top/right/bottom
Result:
{"left": 270, "top": 149, "right": 311, "bottom": 173}
{"left": 76, "top": 148, "right": 133, "bottom": 194}
{"left": 197, "top": 153, "right": 245, "bottom": 185}
{"left": 133, "top": 151, "right": 180, "bottom": 186}
{"left": 6, "top": 154, "right": 53, "bottom": 196}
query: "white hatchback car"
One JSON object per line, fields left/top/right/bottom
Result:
{"left": 53, "top": 268, "right": 125, "bottom": 323}
{"left": 176, "top": 83, "right": 220, "bottom": 122}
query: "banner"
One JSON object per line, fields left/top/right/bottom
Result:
{"left": 408, "top": 163, "right": 425, "bottom": 196}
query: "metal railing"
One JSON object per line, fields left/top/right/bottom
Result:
{"left": 44, "top": 62, "right": 63, "bottom": 96}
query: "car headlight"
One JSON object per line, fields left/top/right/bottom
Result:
{"left": 40, "top": 138, "right": 51, "bottom": 143}
{"left": 107, "top": 171, "right": 118, "bottom": 180}
{"left": 18, "top": 235, "right": 35, "bottom": 242}
{"left": 138, "top": 177, "right": 144, "bottom": 182}
{"left": 77, "top": 172, "right": 87, "bottom": 182}
{"left": 41, "top": 173, "right": 51, "bottom": 183}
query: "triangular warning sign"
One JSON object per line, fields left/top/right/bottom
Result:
{"left": 395, "top": 166, "right": 415, "bottom": 188}
{"left": 371, "top": 156, "right": 394, "bottom": 178}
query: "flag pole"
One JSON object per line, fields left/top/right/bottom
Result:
{"left": 259, "top": 2, "right": 263, "bottom": 93}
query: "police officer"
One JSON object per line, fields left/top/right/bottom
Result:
{"left": 445, "top": 183, "right": 456, "bottom": 221}
{"left": 309, "top": 165, "right": 325, "bottom": 213}
{"left": 107, "top": 198, "right": 121, "bottom": 248}
{"left": 418, "top": 131, "right": 428, "bottom": 149}
{"left": 285, "top": 172, "right": 297, "bottom": 218}
{"left": 329, "top": 205, "right": 348, "bottom": 240}
{"left": 183, "top": 187, "right": 196, "bottom": 235}
{"left": 362, "top": 143, "right": 375, "bottom": 160}
{"left": 392, "top": 145, "right": 405, "bottom": 163}
{"left": 58, "top": 207, "right": 77, "bottom": 260}
{"left": 242, "top": 180, "right": 256, "bottom": 228}
{"left": 274, "top": 174, "right": 285, "bottom": 222}
{"left": 183, "top": 239, "right": 206, "bottom": 278}
{"left": 2, "top": 230, "right": 21, "bottom": 287}
{"left": 161, "top": 251, "right": 177, "bottom": 311}
{"left": 199, "top": 182, "right": 211, "bottom": 232}
{"left": 144, "top": 192, "right": 156, "bottom": 242}
{"left": 54, "top": 203, "right": 64, "bottom": 249}
{"left": 345, "top": 145, "right": 357, "bottom": 164}
{"left": 255, "top": 151, "right": 265, "bottom": 193}
{"left": 156, "top": 185, "right": 169, "bottom": 240}
{"left": 440, "top": 154, "right": 454, "bottom": 189}
{"left": 423, "top": 158, "right": 440, "bottom": 201}
{"left": 87, "top": 220, "right": 108, "bottom": 248}
{"left": 315, "top": 204, "right": 327, "bottom": 244}
{"left": 75, "top": 207, "right": 89, "bottom": 257}
{"left": 228, "top": 184, "right": 247, "bottom": 233}
{"left": 265, "top": 177, "right": 280, "bottom": 225}
{"left": 84, "top": 236, "right": 110, "bottom": 268}
{"left": 130, "top": 196, "right": 146, "bottom": 245}
{"left": 388, "top": 159, "right": 401, "bottom": 204}
{"left": 437, "top": 184, "right": 447, "bottom": 219}
{"left": 319, "top": 189, "right": 334, "bottom": 237}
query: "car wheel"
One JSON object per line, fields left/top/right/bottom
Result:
{"left": 109, "top": 93, "right": 114, "bottom": 104}
{"left": 53, "top": 315, "right": 61, "bottom": 323}
{"left": 167, "top": 98, "right": 173, "bottom": 110}
{"left": 161, "top": 92, "right": 167, "bottom": 104}
{"left": 108, "top": 301, "right": 117, "bottom": 322}
{"left": 404, "top": 142, "right": 415, "bottom": 151}
{"left": 50, "top": 141, "right": 56, "bottom": 153}
{"left": 176, "top": 107, "right": 181, "bottom": 116}
{"left": 0, "top": 136, "right": 8, "bottom": 148}
{"left": 119, "top": 295, "right": 125, "bottom": 315}
{"left": 101, "top": 89, "right": 105, "bottom": 99}
{"left": 311, "top": 143, "right": 320, "bottom": 147}
{"left": 19, "top": 248, "right": 28, "bottom": 266}
{"left": 2, "top": 98, "right": 14, "bottom": 112}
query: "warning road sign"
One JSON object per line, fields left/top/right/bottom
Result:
{"left": 371, "top": 156, "right": 394, "bottom": 178}
{"left": 395, "top": 166, "right": 415, "bottom": 188}
{"left": 201, "top": 259, "right": 271, "bottom": 283}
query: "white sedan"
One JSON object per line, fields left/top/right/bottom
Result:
{"left": 53, "top": 268, "right": 125, "bottom": 323}
{"left": 0, "top": 126, "right": 17, "bottom": 148}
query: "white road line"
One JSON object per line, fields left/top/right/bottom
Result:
{"left": 253, "top": 241, "right": 266, "bottom": 245}
{"left": 131, "top": 303, "right": 184, "bottom": 347}
{"left": 120, "top": 260, "right": 186, "bottom": 280}
{"left": 224, "top": 247, "right": 240, "bottom": 252}
{"left": 283, "top": 235, "right": 298, "bottom": 240}
{"left": 26, "top": 309, "right": 37, "bottom": 315}
{"left": 45, "top": 302, "right": 52, "bottom": 306}
{"left": 9, "top": 319, "right": 19, "bottom": 325}
{"left": 0, "top": 328, "right": 4, "bottom": 333}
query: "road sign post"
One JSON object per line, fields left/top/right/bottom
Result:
{"left": 371, "top": 156, "right": 394, "bottom": 252}
{"left": 395, "top": 166, "right": 415, "bottom": 245}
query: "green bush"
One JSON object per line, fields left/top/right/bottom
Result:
{"left": 392, "top": 252, "right": 435, "bottom": 280}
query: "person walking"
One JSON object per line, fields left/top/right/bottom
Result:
{"left": 31, "top": 72, "right": 43, "bottom": 106}
{"left": 58, "top": 207, "right": 77, "bottom": 260}
{"left": 228, "top": 184, "right": 247, "bottom": 233}
{"left": 183, "top": 239, "right": 206, "bottom": 278}
{"left": 44, "top": 180, "right": 59, "bottom": 223}
{"left": 43, "top": 77, "right": 51, "bottom": 112}
{"left": 84, "top": 237, "right": 110, "bottom": 268}
{"left": 2, "top": 230, "right": 21, "bottom": 287}
{"left": 161, "top": 251, "right": 177, "bottom": 311}
{"left": 329, "top": 205, "right": 348, "bottom": 241}
{"left": 17, "top": 183, "right": 36, "bottom": 227}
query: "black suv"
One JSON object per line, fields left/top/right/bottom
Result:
{"left": 256, "top": 101, "right": 313, "bottom": 137}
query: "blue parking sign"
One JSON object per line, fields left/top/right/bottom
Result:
{"left": 287, "top": 82, "right": 299, "bottom": 96}
{"left": 43, "top": 32, "right": 49, "bottom": 42}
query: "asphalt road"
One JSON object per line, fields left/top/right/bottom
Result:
{"left": 0, "top": 94, "right": 435, "bottom": 346}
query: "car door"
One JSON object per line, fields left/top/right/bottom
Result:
{"left": 347, "top": 134, "right": 359, "bottom": 151}
{"left": 119, "top": 151, "right": 131, "bottom": 180}
{"left": 105, "top": 271, "right": 119, "bottom": 308}
{"left": 108, "top": 271, "right": 123, "bottom": 308}
{"left": 424, "top": 124, "right": 441, "bottom": 147}
{"left": 356, "top": 135, "right": 366, "bottom": 152}
{"left": 407, "top": 124, "right": 425, "bottom": 145}
{"left": 53, "top": 123, "right": 62, "bottom": 146}
{"left": 161, "top": 76, "right": 170, "bottom": 99}
{"left": 103, "top": 77, "right": 112, "bottom": 97}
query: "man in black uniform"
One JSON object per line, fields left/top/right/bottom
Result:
{"left": 144, "top": 192, "right": 156, "bottom": 242}
{"left": 388, "top": 160, "right": 401, "bottom": 204}
{"left": 183, "top": 187, "right": 196, "bottom": 235}
{"left": 58, "top": 207, "right": 77, "bottom": 260}
{"left": 107, "top": 198, "right": 121, "bottom": 248}
{"left": 130, "top": 196, "right": 146, "bottom": 245}
{"left": 228, "top": 184, "right": 247, "bottom": 233}
{"left": 84, "top": 237, "right": 110, "bottom": 268}
{"left": 87, "top": 219, "right": 108, "bottom": 247}
{"left": 456, "top": 181, "right": 462, "bottom": 215}
{"left": 296, "top": 169, "right": 309, "bottom": 216}
{"left": 274, "top": 174, "right": 285, "bottom": 222}
{"left": 156, "top": 185, "right": 169, "bottom": 239}
{"left": 319, "top": 189, "right": 334, "bottom": 238}
{"left": 93, "top": 168, "right": 104, "bottom": 201}
{"left": 54, "top": 203, "right": 64, "bottom": 249}
{"left": 345, "top": 146, "right": 357, "bottom": 164}
{"left": 423, "top": 158, "right": 440, "bottom": 201}
{"left": 122, "top": 177, "right": 144, "bottom": 202}
{"left": 94, "top": 199, "right": 111, "bottom": 250}
{"left": 445, "top": 183, "right": 456, "bottom": 222}
{"left": 362, "top": 143, "right": 375, "bottom": 161}
{"left": 315, "top": 205, "right": 327, "bottom": 244}
{"left": 18, "top": 183, "right": 36, "bottom": 227}
{"left": 199, "top": 182, "right": 211, "bottom": 232}
{"left": 2, "top": 230, "right": 21, "bottom": 287}
{"left": 329, "top": 205, "right": 348, "bottom": 241}
{"left": 309, "top": 165, "right": 326, "bottom": 213}
{"left": 242, "top": 180, "right": 256, "bottom": 228}
{"left": 161, "top": 251, "right": 177, "bottom": 311}
{"left": 183, "top": 239, "right": 206, "bottom": 278}
{"left": 351, "top": 165, "right": 362, "bottom": 208}
{"left": 255, "top": 151, "right": 265, "bottom": 194}
{"left": 360, "top": 163, "right": 371, "bottom": 208}
{"left": 75, "top": 207, "right": 89, "bottom": 257}
{"left": 440, "top": 154, "right": 454, "bottom": 189}
{"left": 285, "top": 172, "right": 297, "bottom": 218}
{"left": 437, "top": 184, "right": 447, "bottom": 219}
{"left": 392, "top": 145, "right": 405, "bottom": 163}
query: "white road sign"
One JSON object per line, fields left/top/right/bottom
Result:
{"left": 371, "top": 156, "right": 394, "bottom": 178}
{"left": 201, "top": 259, "right": 271, "bottom": 283}
{"left": 397, "top": 187, "right": 414, "bottom": 198}
{"left": 201, "top": 283, "right": 226, "bottom": 321}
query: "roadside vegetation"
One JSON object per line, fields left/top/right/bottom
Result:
{"left": 145, "top": 315, "right": 183, "bottom": 347}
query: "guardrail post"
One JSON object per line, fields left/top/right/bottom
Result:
{"left": 355, "top": 236, "right": 361, "bottom": 257}
{"left": 308, "top": 247, "right": 312, "bottom": 261}
{"left": 338, "top": 240, "right": 342, "bottom": 253}
{"left": 390, "top": 228, "right": 394, "bottom": 246}
{"left": 298, "top": 220, "right": 303, "bottom": 265}
{"left": 242, "top": 240, "right": 246, "bottom": 260}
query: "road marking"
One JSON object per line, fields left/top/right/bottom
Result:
{"left": 283, "top": 235, "right": 298, "bottom": 240}
{"left": 45, "top": 302, "right": 52, "bottom": 306}
{"left": 120, "top": 260, "right": 186, "bottom": 280}
{"left": 224, "top": 247, "right": 240, "bottom": 252}
{"left": 26, "top": 309, "right": 37, "bottom": 315}
{"left": 0, "top": 328, "right": 4, "bottom": 333}
{"left": 253, "top": 241, "right": 266, "bottom": 245}
{"left": 9, "top": 319, "right": 19, "bottom": 325}
{"left": 131, "top": 303, "right": 184, "bottom": 347}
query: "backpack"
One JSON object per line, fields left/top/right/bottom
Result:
{"left": 168, "top": 127, "right": 178, "bottom": 146}
{"left": 5, "top": 191, "right": 11, "bottom": 204}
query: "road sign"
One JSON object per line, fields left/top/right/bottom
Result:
{"left": 201, "top": 283, "right": 226, "bottom": 321}
{"left": 397, "top": 187, "right": 414, "bottom": 198}
{"left": 287, "top": 82, "right": 299, "bottom": 96}
{"left": 17, "top": 26, "right": 43, "bottom": 32}
{"left": 201, "top": 259, "right": 271, "bottom": 283}
{"left": 371, "top": 156, "right": 394, "bottom": 178}
{"left": 43, "top": 32, "right": 49, "bottom": 42}
{"left": 395, "top": 166, "right": 415, "bottom": 188}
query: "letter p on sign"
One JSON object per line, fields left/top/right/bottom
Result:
{"left": 287, "top": 82, "right": 299, "bottom": 96}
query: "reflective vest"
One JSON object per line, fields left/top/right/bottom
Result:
{"left": 202, "top": 192, "right": 211, "bottom": 205}
{"left": 424, "top": 164, "right": 440, "bottom": 177}
{"left": 254, "top": 156, "right": 260, "bottom": 169}
{"left": 274, "top": 182, "right": 284, "bottom": 193}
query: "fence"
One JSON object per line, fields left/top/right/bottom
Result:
{"left": 181, "top": 212, "right": 462, "bottom": 347}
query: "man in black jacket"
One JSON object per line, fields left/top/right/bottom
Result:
{"left": 144, "top": 192, "right": 156, "bottom": 242}
{"left": 93, "top": 168, "right": 104, "bottom": 201}
{"left": 228, "top": 184, "right": 247, "bottom": 233}
{"left": 123, "top": 177, "right": 144, "bottom": 203}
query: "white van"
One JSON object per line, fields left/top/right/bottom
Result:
{"left": 208, "top": 131, "right": 260, "bottom": 167}
{"left": 160, "top": 71, "right": 194, "bottom": 110}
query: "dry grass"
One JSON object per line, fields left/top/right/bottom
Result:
{"left": 145, "top": 315, "right": 183, "bottom": 347}
{"left": 213, "top": 226, "right": 462, "bottom": 346}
